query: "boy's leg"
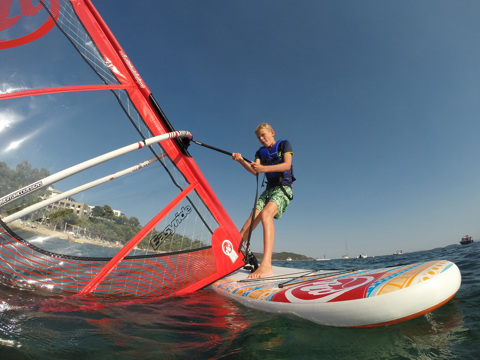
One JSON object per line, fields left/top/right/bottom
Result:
{"left": 248, "top": 201, "right": 278, "bottom": 279}
{"left": 239, "top": 209, "right": 261, "bottom": 251}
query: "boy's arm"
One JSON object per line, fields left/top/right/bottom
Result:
{"left": 251, "top": 152, "right": 292, "bottom": 174}
{"left": 232, "top": 153, "right": 258, "bottom": 175}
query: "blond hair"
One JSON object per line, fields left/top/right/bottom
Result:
{"left": 255, "top": 123, "right": 274, "bottom": 135}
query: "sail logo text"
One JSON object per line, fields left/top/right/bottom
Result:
{"left": 0, "top": 181, "right": 43, "bottom": 207}
{"left": 150, "top": 206, "right": 192, "bottom": 250}
{"left": 0, "top": 0, "right": 60, "bottom": 50}
{"left": 120, "top": 51, "right": 146, "bottom": 89}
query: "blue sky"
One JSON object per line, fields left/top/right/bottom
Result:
{"left": 92, "top": 0, "right": 480, "bottom": 258}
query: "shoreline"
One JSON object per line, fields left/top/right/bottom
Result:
{"left": 9, "top": 220, "right": 123, "bottom": 249}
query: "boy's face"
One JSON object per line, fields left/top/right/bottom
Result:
{"left": 256, "top": 128, "right": 275, "bottom": 148}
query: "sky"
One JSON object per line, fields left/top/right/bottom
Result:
{"left": 91, "top": 1, "right": 479, "bottom": 258}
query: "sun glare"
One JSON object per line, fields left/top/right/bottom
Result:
{"left": 0, "top": 109, "right": 23, "bottom": 133}
{"left": 5, "top": 138, "right": 25, "bottom": 152}
{"left": 0, "top": 119, "right": 10, "bottom": 132}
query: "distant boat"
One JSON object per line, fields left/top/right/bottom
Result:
{"left": 286, "top": 257, "right": 292, "bottom": 261}
{"left": 342, "top": 255, "right": 349, "bottom": 259}
{"left": 316, "top": 255, "right": 330, "bottom": 261}
{"left": 394, "top": 250, "right": 403, "bottom": 255}
{"left": 357, "top": 254, "right": 367, "bottom": 259}
{"left": 460, "top": 235, "right": 473, "bottom": 245}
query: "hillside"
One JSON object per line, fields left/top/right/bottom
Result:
{"left": 252, "top": 251, "right": 314, "bottom": 261}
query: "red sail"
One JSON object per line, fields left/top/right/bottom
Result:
{"left": 0, "top": 0, "right": 243, "bottom": 296}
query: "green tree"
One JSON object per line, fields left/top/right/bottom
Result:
{"left": 102, "top": 205, "right": 114, "bottom": 218}
{"left": 128, "top": 217, "right": 140, "bottom": 227}
{"left": 0, "top": 161, "right": 15, "bottom": 196}
{"left": 91, "top": 206, "right": 104, "bottom": 217}
{"left": 0, "top": 161, "right": 50, "bottom": 216}
{"left": 49, "top": 209, "right": 76, "bottom": 230}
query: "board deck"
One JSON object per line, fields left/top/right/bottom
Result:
{"left": 212, "top": 260, "right": 461, "bottom": 327}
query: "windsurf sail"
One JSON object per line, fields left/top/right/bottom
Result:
{"left": 0, "top": 0, "right": 244, "bottom": 296}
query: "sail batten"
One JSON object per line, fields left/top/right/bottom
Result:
{"left": 0, "top": 85, "right": 130, "bottom": 100}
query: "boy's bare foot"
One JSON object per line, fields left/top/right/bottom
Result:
{"left": 247, "top": 264, "right": 273, "bottom": 279}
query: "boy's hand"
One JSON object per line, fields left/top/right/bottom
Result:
{"left": 233, "top": 153, "right": 258, "bottom": 176}
{"left": 250, "top": 162, "right": 264, "bottom": 173}
{"left": 232, "top": 153, "right": 243, "bottom": 162}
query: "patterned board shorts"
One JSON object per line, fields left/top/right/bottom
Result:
{"left": 256, "top": 186, "right": 293, "bottom": 219}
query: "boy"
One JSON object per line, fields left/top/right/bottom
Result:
{"left": 232, "top": 123, "right": 294, "bottom": 279}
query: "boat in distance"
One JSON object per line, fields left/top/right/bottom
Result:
{"left": 460, "top": 235, "right": 473, "bottom": 245}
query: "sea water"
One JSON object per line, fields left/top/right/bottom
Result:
{"left": 0, "top": 241, "right": 479, "bottom": 359}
